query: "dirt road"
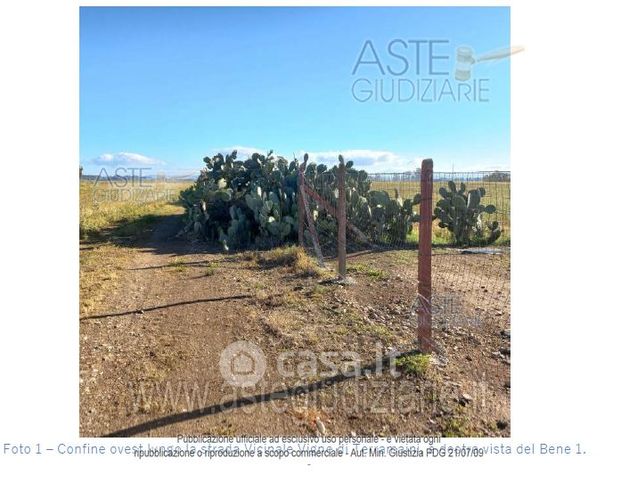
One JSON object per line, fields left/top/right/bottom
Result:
{"left": 80, "top": 214, "right": 510, "bottom": 437}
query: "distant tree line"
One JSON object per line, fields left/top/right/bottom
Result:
{"left": 482, "top": 171, "right": 510, "bottom": 182}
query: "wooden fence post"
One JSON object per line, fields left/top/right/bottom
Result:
{"left": 298, "top": 168, "right": 305, "bottom": 246}
{"left": 418, "top": 159, "right": 433, "bottom": 353}
{"left": 298, "top": 174, "right": 325, "bottom": 268}
{"left": 337, "top": 157, "right": 347, "bottom": 279}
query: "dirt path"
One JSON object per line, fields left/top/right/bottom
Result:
{"left": 80, "top": 215, "right": 511, "bottom": 437}
{"left": 81, "top": 215, "right": 299, "bottom": 436}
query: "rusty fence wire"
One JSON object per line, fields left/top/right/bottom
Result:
{"left": 425, "top": 172, "right": 510, "bottom": 343}
{"left": 299, "top": 166, "right": 511, "bottom": 354}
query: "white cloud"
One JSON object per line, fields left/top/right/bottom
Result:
{"left": 299, "top": 149, "right": 417, "bottom": 173}
{"left": 90, "top": 152, "right": 165, "bottom": 167}
{"left": 208, "top": 146, "right": 269, "bottom": 160}
{"left": 208, "top": 146, "right": 415, "bottom": 172}
{"left": 203, "top": 146, "right": 509, "bottom": 173}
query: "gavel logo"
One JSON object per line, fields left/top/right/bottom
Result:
{"left": 454, "top": 45, "right": 524, "bottom": 81}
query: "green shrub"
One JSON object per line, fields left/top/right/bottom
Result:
{"left": 396, "top": 353, "right": 431, "bottom": 376}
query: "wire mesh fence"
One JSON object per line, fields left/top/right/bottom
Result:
{"left": 298, "top": 161, "right": 510, "bottom": 354}
{"left": 300, "top": 169, "right": 510, "bottom": 250}
{"left": 367, "top": 171, "right": 510, "bottom": 247}
{"left": 300, "top": 170, "right": 341, "bottom": 259}
{"left": 300, "top": 169, "right": 425, "bottom": 257}
{"left": 422, "top": 171, "right": 510, "bottom": 355}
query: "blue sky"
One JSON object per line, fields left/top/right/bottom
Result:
{"left": 80, "top": 7, "right": 510, "bottom": 174}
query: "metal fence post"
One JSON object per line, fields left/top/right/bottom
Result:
{"left": 418, "top": 159, "right": 433, "bottom": 353}
{"left": 337, "top": 157, "right": 347, "bottom": 279}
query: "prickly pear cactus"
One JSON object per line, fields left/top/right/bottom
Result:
{"left": 180, "top": 150, "right": 425, "bottom": 250}
{"left": 179, "top": 150, "right": 302, "bottom": 250}
{"left": 434, "top": 181, "right": 500, "bottom": 245}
